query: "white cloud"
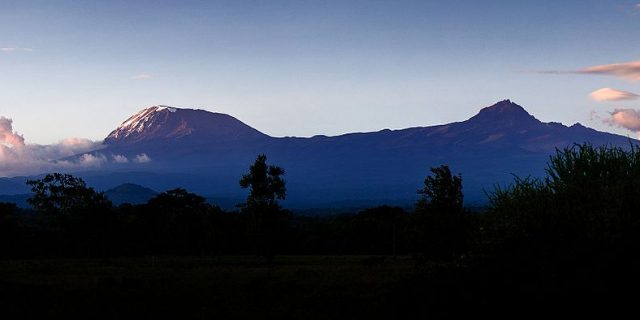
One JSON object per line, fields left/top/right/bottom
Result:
{"left": 112, "top": 154, "right": 129, "bottom": 163}
{"left": 0, "top": 47, "right": 33, "bottom": 53}
{"left": 133, "top": 153, "right": 151, "bottom": 163}
{"left": 77, "top": 153, "right": 108, "bottom": 167}
{"left": 29, "top": 138, "right": 104, "bottom": 161}
{"left": 131, "top": 73, "right": 153, "bottom": 80}
{"left": 605, "top": 108, "right": 640, "bottom": 133}
{"left": 589, "top": 88, "right": 640, "bottom": 101}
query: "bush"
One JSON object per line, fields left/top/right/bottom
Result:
{"left": 486, "top": 143, "right": 640, "bottom": 279}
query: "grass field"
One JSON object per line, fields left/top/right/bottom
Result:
{"left": 0, "top": 256, "right": 470, "bottom": 319}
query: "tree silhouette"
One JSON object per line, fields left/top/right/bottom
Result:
{"left": 26, "top": 173, "right": 114, "bottom": 256}
{"left": 416, "top": 165, "right": 463, "bottom": 213}
{"left": 27, "top": 173, "right": 109, "bottom": 216}
{"left": 240, "top": 154, "right": 288, "bottom": 261}
{"left": 413, "top": 165, "right": 466, "bottom": 259}
{"left": 27, "top": 173, "right": 112, "bottom": 224}
{"left": 240, "top": 154, "right": 286, "bottom": 208}
{"left": 143, "top": 188, "right": 217, "bottom": 254}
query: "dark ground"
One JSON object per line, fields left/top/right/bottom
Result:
{"left": 1, "top": 255, "right": 633, "bottom": 319}
{"left": 0, "top": 255, "right": 488, "bottom": 319}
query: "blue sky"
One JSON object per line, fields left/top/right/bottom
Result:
{"left": 1, "top": 0, "right": 640, "bottom": 144}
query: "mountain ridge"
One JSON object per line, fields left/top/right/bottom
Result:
{"left": 3, "top": 100, "right": 636, "bottom": 207}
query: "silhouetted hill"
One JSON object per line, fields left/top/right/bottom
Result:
{"left": 104, "top": 183, "right": 158, "bottom": 205}
{"left": 10, "top": 100, "right": 638, "bottom": 207}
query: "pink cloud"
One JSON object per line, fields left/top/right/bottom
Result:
{"left": 539, "top": 60, "right": 640, "bottom": 81}
{"left": 589, "top": 88, "right": 640, "bottom": 101}
{"left": 606, "top": 108, "right": 640, "bottom": 133}
{"left": 579, "top": 60, "right": 640, "bottom": 81}
{"left": 0, "top": 117, "right": 26, "bottom": 149}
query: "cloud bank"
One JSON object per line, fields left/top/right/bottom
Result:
{"left": 589, "top": 88, "right": 640, "bottom": 101}
{"left": 0, "top": 116, "right": 151, "bottom": 177}
{"left": 0, "top": 116, "right": 106, "bottom": 176}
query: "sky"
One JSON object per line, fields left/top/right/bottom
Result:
{"left": 1, "top": 0, "right": 640, "bottom": 148}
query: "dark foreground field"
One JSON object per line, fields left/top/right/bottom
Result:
{"left": 0, "top": 256, "right": 455, "bottom": 319}
{"left": 1, "top": 255, "right": 634, "bottom": 319}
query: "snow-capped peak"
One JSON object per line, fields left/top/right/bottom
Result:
{"left": 103, "top": 105, "right": 269, "bottom": 146}
{"left": 107, "top": 105, "right": 182, "bottom": 141}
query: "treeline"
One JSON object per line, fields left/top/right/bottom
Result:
{"left": 0, "top": 188, "right": 456, "bottom": 258}
{"left": 2, "top": 143, "right": 640, "bottom": 272}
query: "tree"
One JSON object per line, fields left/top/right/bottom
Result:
{"left": 143, "top": 188, "right": 218, "bottom": 254}
{"left": 240, "top": 154, "right": 286, "bottom": 209}
{"left": 413, "top": 165, "right": 466, "bottom": 259}
{"left": 416, "top": 165, "right": 463, "bottom": 213}
{"left": 27, "top": 173, "right": 112, "bottom": 221}
{"left": 26, "top": 173, "right": 114, "bottom": 256}
{"left": 239, "top": 154, "right": 288, "bottom": 260}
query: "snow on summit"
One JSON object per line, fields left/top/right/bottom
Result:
{"left": 103, "top": 105, "right": 268, "bottom": 145}
{"left": 110, "top": 106, "right": 175, "bottom": 139}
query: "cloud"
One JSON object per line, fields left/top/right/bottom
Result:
{"left": 605, "top": 108, "right": 640, "bottom": 133}
{"left": 112, "top": 154, "right": 129, "bottom": 163}
{"left": 133, "top": 153, "right": 151, "bottom": 163}
{"left": 131, "top": 74, "right": 153, "bottom": 80}
{"left": 0, "top": 47, "right": 33, "bottom": 53}
{"left": 77, "top": 153, "right": 108, "bottom": 167}
{"left": 589, "top": 88, "right": 640, "bottom": 101}
{"left": 579, "top": 60, "right": 640, "bottom": 81}
{"left": 0, "top": 115, "right": 149, "bottom": 177}
{"left": 0, "top": 117, "right": 26, "bottom": 149}
{"left": 29, "top": 138, "right": 104, "bottom": 161}
{"left": 539, "top": 60, "right": 640, "bottom": 81}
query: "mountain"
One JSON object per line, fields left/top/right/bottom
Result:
{"left": 104, "top": 183, "right": 158, "bottom": 205}
{"left": 13, "top": 100, "right": 638, "bottom": 207}
{"left": 104, "top": 106, "right": 268, "bottom": 146}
